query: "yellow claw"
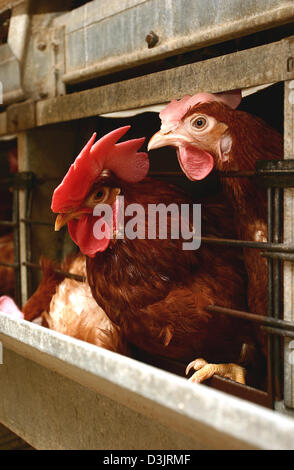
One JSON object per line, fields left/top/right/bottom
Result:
{"left": 186, "top": 358, "right": 246, "bottom": 384}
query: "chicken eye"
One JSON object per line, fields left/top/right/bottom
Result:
{"left": 95, "top": 190, "right": 105, "bottom": 200}
{"left": 93, "top": 187, "right": 111, "bottom": 203}
{"left": 191, "top": 116, "right": 207, "bottom": 130}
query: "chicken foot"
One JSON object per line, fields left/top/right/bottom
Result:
{"left": 185, "top": 358, "right": 246, "bottom": 384}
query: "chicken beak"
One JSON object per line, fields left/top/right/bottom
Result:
{"left": 55, "top": 211, "right": 85, "bottom": 231}
{"left": 55, "top": 213, "right": 71, "bottom": 231}
{"left": 148, "top": 131, "right": 189, "bottom": 151}
{"left": 148, "top": 131, "right": 172, "bottom": 151}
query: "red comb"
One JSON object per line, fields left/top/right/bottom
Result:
{"left": 160, "top": 90, "right": 242, "bottom": 131}
{"left": 51, "top": 126, "right": 149, "bottom": 213}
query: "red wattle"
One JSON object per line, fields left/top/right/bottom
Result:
{"left": 177, "top": 146, "right": 215, "bottom": 181}
{"left": 68, "top": 215, "right": 110, "bottom": 258}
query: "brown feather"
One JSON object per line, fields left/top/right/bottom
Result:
{"left": 87, "top": 177, "right": 254, "bottom": 366}
{"left": 192, "top": 103, "right": 282, "bottom": 311}
{"left": 183, "top": 101, "right": 283, "bottom": 355}
{"left": 23, "top": 253, "right": 128, "bottom": 355}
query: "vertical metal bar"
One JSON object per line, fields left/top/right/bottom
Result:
{"left": 17, "top": 135, "right": 29, "bottom": 306}
{"left": 267, "top": 188, "right": 273, "bottom": 316}
{"left": 273, "top": 188, "right": 282, "bottom": 303}
{"left": 273, "top": 188, "right": 282, "bottom": 400}
{"left": 25, "top": 188, "right": 33, "bottom": 298}
{"left": 267, "top": 187, "right": 275, "bottom": 407}
{"left": 12, "top": 188, "right": 21, "bottom": 307}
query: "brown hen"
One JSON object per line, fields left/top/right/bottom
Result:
{"left": 52, "top": 126, "right": 262, "bottom": 385}
{"left": 148, "top": 92, "right": 282, "bottom": 355}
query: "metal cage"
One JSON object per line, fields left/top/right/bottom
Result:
{"left": 1, "top": 0, "right": 294, "bottom": 450}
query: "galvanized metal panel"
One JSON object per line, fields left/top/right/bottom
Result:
{"left": 0, "top": 1, "right": 29, "bottom": 105}
{"left": 0, "top": 348, "right": 206, "bottom": 450}
{"left": 22, "top": 25, "right": 66, "bottom": 102}
{"left": 0, "top": 1, "right": 66, "bottom": 104}
{"left": 33, "top": 37, "right": 294, "bottom": 129}
{"left": 7, "top": 0, "right": 29, "bottom": 61}
{"left": 0, "top": 44, "right": 23, "bottom": 104}
{"left": 0, "top": 36, "right": 291, "bottom": 134}
{"left": 59, "top": 0, "right": 294, "bottom": 84}
{"left": 1, "top": 313, "right": 294, "bottom": 450}
{"left": 0, "top": 0, "right": 293, "bottom": 105}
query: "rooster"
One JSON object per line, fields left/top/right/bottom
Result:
{"left": 148, "top": 92, "right": 282, "bottom": 330}
{"left": 22, "top": 254, "right": 128, "bottom": 355}
{"left": 51, "top": 126, "right": 262, "bottom": 385}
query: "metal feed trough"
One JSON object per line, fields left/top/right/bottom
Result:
{"left": 1, "top": 0, "right": 294, "bottom": 449}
